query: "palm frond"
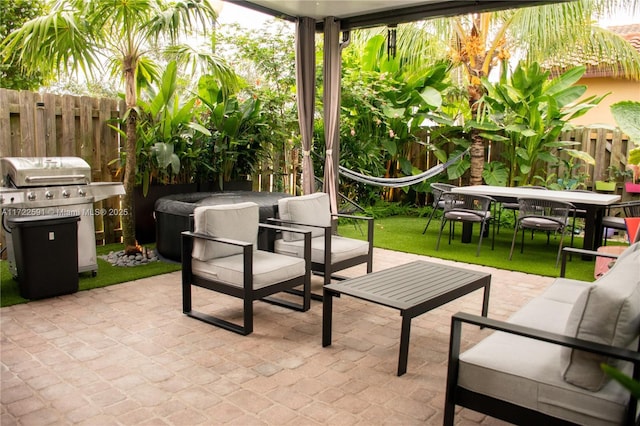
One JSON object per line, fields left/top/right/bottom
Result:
{"left": 1, "top": 6, "right": 102, "bottom": 81}
{"left": 533, "top": 25, "right": 640, "bottom": 80}
{"left": 588, "top": 0, "right": 640, "bottom": 21}
{"left": 146, "top": 0, "right": 219, "bottom": 43}
{"left": 86, "top": 0, "right": 153, "bottom": 33}
{"left": 507, "top": 0, "right": 640, "bottom": 80}
{"left": 508, "top": 1, "right": 591, "bottom": 60}
{"left": 164, "top": 43, "right": 239, "bottom": 95}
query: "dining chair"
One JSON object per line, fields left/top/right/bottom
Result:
{"left": 602, "top": 200, "right": 640, "bottom": 245}
{"left": 594, "top": 217, "right": 640, "bottom": 278}
{"left": 435, "top": 192, "right": 495, "bottom": 256}
{"left": 509, "top": 198, "right": 575, "bottom": 267}
{"left": 422, "top": 183, "right": 456, "bottom": 234}
{"left": 496, "top": 186, "right": 547, "bottom": 234}
{"left": 181, "top": 202, "right": 311, "bottom": 335}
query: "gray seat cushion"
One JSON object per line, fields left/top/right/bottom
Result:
{"left": 520, "top": 216, "right": 562, "bottom": 231}
{"left": 444, "top": 210, "right": 490, "bottom": 222}
{"left": 458, "top": 332, "right": 630, "bottom": 425}
{"left": 192, "top": 250, "right": 306, "bottom": 289}
{"left": 602, "top": 216, "right": 626, "bottom": 230}
{"left": 274, "top": 235, "right": 369, "bottom": 264}
{"left": 275, "top": 193, "right": 370, "bottom": 265}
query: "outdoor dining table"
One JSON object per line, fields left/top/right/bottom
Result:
{"left": 452, "top": 185, "right": 621, "bottom": 258}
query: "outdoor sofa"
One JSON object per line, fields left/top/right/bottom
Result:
{"left": 444, "top": 242, "right": 640, "bottom": 425}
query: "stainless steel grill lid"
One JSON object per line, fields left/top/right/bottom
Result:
{"left": 1, "top": 157, "right": 91, "bottom": 187}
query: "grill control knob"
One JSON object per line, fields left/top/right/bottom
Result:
{"left": 62, "top": 190, "right": 70, "bottom": 198}
{"left": 78, "top": 188, "right": 86, "bottom": 197}
{"left": 27, "top": 192, "right": 36, "bottom": 201}
{"left": 45, "top": 191, "right": 54, "bottom": 200}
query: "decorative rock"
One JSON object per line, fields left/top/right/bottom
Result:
{"left": 100, "top": 249, "right": 160, "bottom": 267}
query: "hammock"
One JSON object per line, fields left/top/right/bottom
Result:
{"left": 338, "top": 148, "right": 469, "bottom": 188}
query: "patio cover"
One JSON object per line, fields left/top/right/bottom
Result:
{"left": 228, "top": 0, "right": 570, "bottom": 213}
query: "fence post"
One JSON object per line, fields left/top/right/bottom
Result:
{"left": 35, "top": 100, "right": 46, "bottom": 156}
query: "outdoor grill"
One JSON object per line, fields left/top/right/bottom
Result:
{"left": 0, "top": 157, "right": 125, "bottom": 277}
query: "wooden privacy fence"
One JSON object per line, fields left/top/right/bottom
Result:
{"left": 0, "top": 88, "right": 635, "bottom": 245}
{"left": 549, "top": 126, "right": 631, "bottom": 183}
{"left": 0, "top": 88, "right": 125, "bottom": 245}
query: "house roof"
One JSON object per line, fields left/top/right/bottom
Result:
{"left": 607, "top": 23, "right": 640, "bottom": 37}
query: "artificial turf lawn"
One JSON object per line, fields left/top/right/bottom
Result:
{"left": 338, "top": 214, "right": 603, "bottom": 283}
{"left": 0, "top": 243, "right": 181, "bottom": 307}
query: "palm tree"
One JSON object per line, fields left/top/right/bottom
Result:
{"left": 360, "top": 0, "right": 640, "bottom": 186}
{"left": 1, "top": 0, "right": 233, "bottom": 251}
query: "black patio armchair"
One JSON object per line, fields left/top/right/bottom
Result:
{"left": 181, "top": 202, "right": 311, "bottom": 335}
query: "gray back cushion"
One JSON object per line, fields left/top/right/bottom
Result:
{"left": 561, "top": 246, "right": 640, "bottom": 390}
{"left": 192, "top": 202, "right": 259, "bottom": 260}
{"left": 278, "top": 193, "right": 331, "bottom": 241}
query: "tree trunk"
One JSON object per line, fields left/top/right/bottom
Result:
{"left": 469, "top": 130, "right": 485, "bottom": 186}
{"left": 468, "top": 82, "right": 486, "bottom": 186}
{"left": 121, "top": 58, "right": 138, "bottom": 251}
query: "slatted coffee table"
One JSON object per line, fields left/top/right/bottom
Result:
{"left": 322, "top": 260, "right": 491, "bottom": 376}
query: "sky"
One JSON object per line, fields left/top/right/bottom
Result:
{"left": 217, "top": 2, "right": 274, "bottom": 28}
{"left": 600, "top": 15, "right": 640, "bottom": 27}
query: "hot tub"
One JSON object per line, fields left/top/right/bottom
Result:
{"left": 154, "top": 191, "right": 292, "bottom": 262}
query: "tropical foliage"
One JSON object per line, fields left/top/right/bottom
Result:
{"left": 601, "top": 363, "right": 640, "bottom": 399}
{"left": 110, "top": 61, "right": 268, "bottom": 194}
{"left": 197, "top": 75, "right": 266, "bottom": 187}
{"left": 0, "top": 0, "right": 47, "bottom": 90}
{"left": 472, "top": 62, "right": 604, "bottom": 187}
{"left": 133, "top": 61, "right": 211, "bottom": 195}
{"left": 611, "top": 100, "right": 640, "bottom": 183}
{"left": 215, "top": 22, "right": 299, "bottom": 193}
{"left": 362, "top": 0, "right": 640, "bottom": 186}
{"left": 336, "top": 35, "right": 455, "bottom": 202}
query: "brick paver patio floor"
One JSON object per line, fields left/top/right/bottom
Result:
{"left": 1, "top": 248, "right": 555, "bottom": 425}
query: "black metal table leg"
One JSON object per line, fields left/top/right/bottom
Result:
{"left": 397, "top": 315, "right": 412, "bottom": 376}
{"left": 322, "top": 288, "right": 333, "bottom": 347}
{"left": 581, "top": 205, "right": 605, "bottom": 260}
{"left": 481, "top": 281, "right": 491, "bottom": 317}
{"left": 461, "top": 222, "right": 472, "bottom": 243}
